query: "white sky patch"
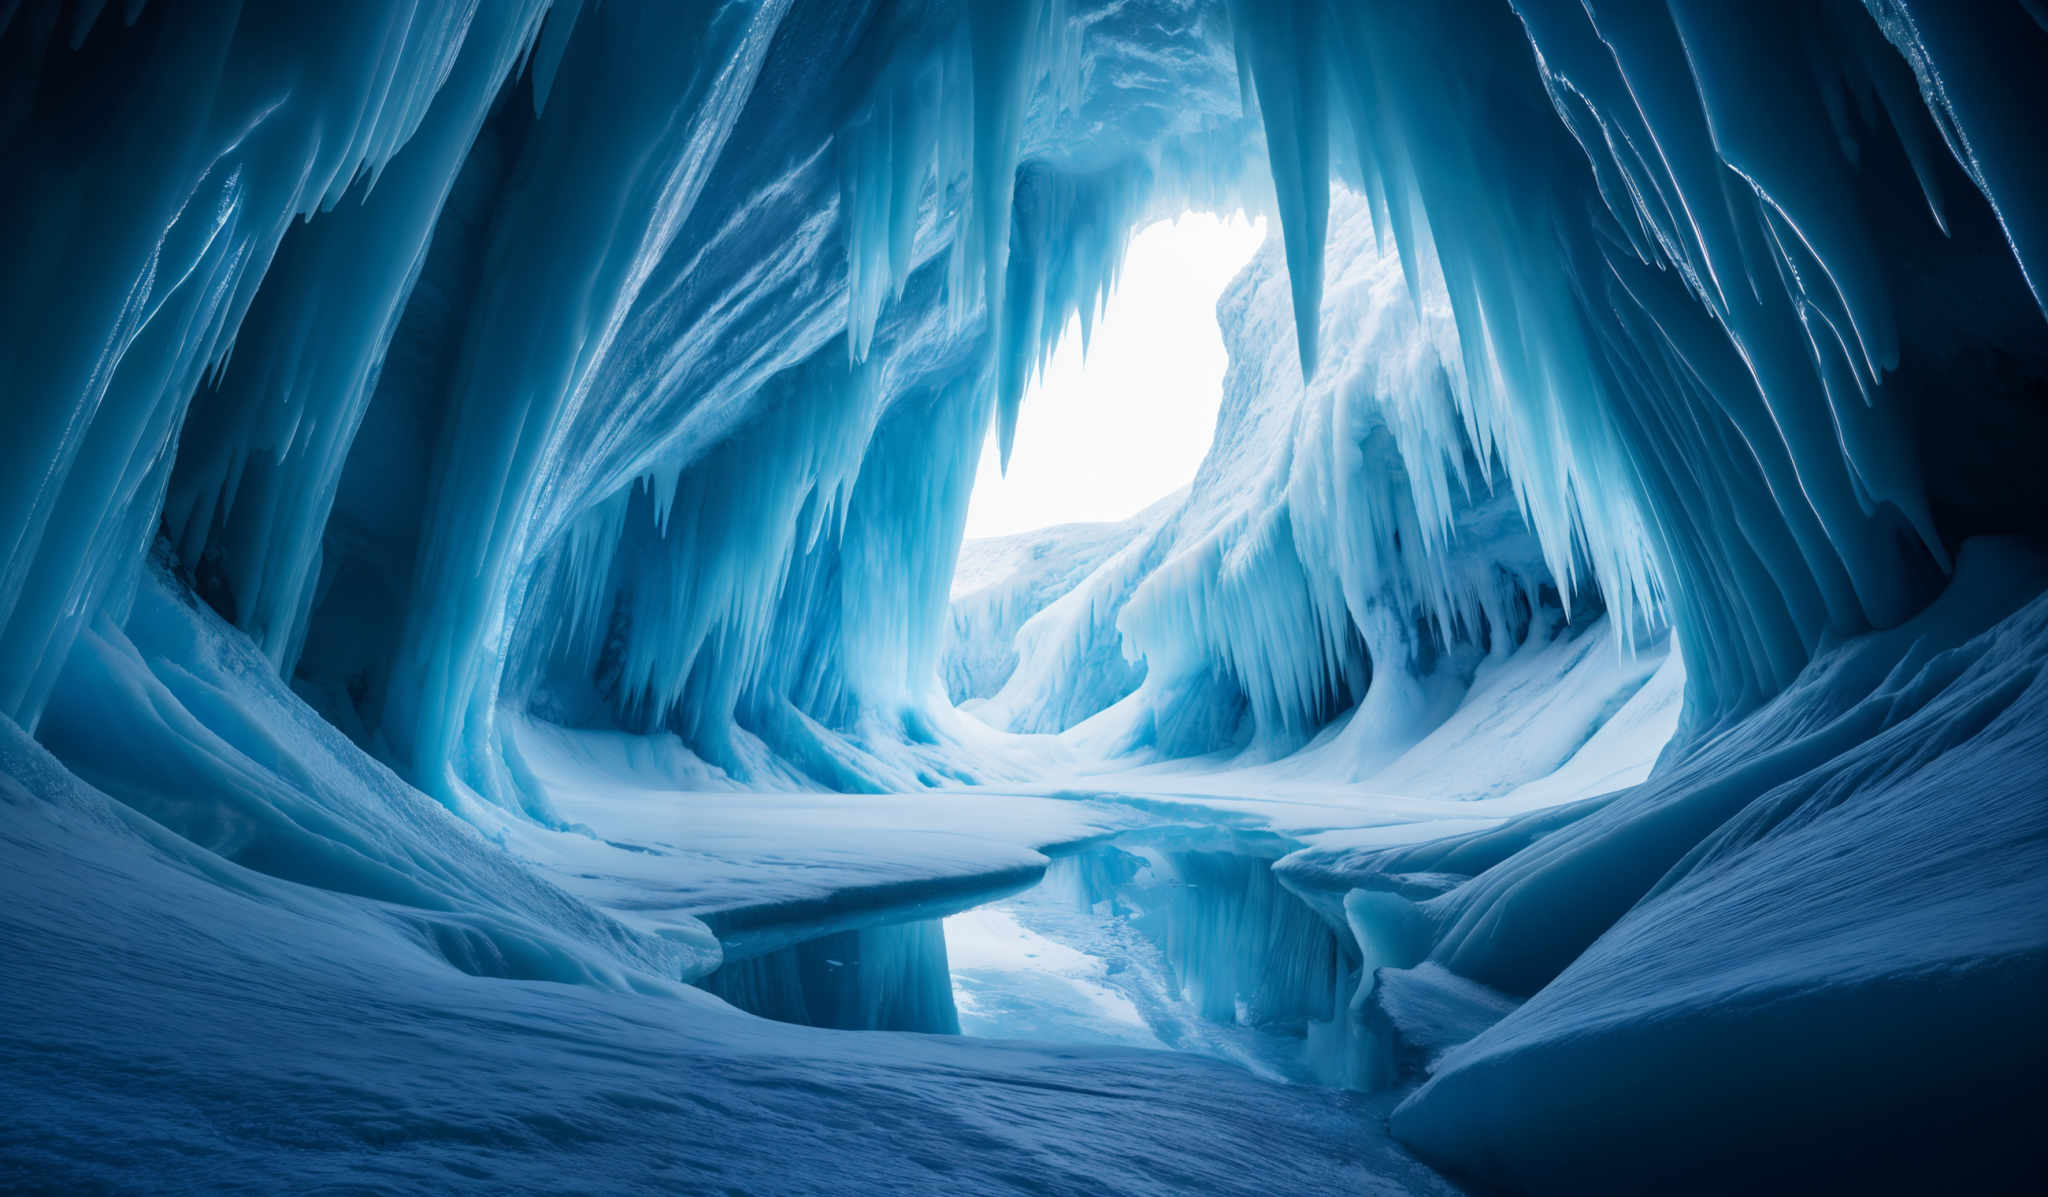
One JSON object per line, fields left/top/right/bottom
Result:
{"left": 963, "top": 211, "right": 1266, "bottom": 539}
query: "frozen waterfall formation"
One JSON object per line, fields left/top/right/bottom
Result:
{"left": 3, "top": 0, "right": 2045, "bottom": 1193}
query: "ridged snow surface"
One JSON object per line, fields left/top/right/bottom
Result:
{"left": 3, "top": 1, "right": 2044, "bottom": 1192}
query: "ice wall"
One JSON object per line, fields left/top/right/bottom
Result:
{"left": 3, "top": 1, "right": 2045, "bottom": 1186}
{"left": 1229, "top": 0, "right": 2048, "bottom": 735}
{"left": 0, "top": 0, "right": 1264, "bottom": 801}
{"left": 12, "top": 0, "right": 2039, "bottom": 796}
{"left": 943, "top": 512, "right": 1158, "bottom": 710}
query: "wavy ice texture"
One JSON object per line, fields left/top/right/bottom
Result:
{"left": 1377, "top": 538, "right": 2048, "bottom": 1189}
{"left": 40, "top": 559, "right": 716, "bottom": 989}
{"left": 2, "top": 0, "right": 2046, "bottom": 1189}
{"left": 0, "top": 696, "right": 1465, "bottom": 1195}
{"left": 10, "top": 0, "right": 2038, "bottom": 801}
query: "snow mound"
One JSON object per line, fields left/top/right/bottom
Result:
{"left": 1382, "top": 539, "right": 2048, "bottom": 1190}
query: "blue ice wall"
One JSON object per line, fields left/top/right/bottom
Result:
{"left": 3, "top": 0, "right": 2044, "bottom": 791}
{"left": 1, "top": 0, "right": 1264, "bottom": 802}
{"left": 4, "top": 1, "right": 2045, "bottom": 1190}
{"left": 1227, "top": 0, "right": 2048, "bottom": 733}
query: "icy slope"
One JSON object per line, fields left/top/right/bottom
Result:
{"left": 1345, "top": 539, "right": 2048, "bottom": 1189}
{"left": 37, "top": 561, "right": 713, "bottom": 987}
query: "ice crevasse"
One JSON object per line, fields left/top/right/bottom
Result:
{"left": 1, "top": 0, "right": 2045, "bottom": 1192}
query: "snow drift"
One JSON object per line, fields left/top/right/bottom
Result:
{"left": 2, "top": 0, "right": 2045, "bottom": 1191}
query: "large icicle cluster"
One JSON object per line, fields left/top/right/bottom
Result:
{"left": 4, "top": 0, "right": 2041, "bottom": 796}
{"left": 1227, "top": 0, "right": 2047, "bottom": 733}
{"left": 3, "top": 1, "right": 2046, "bottom": 1187}
{"left": 1, "top": 0, "right": 555, "bottom": 728}
{"left": 25, "top": 0, "right": 2030, "bottom": 798}
{"left": 0, "top": 0, "right": 1263, "bottom": 802}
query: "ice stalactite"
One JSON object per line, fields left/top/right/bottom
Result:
{"left": 1225, "top": 0, "right": 2048, "bottom": 734}
{"left": 5, "top": 0, "right": 2040, "bottom": 801}
{"left": 2, "top": 0, "right": 1259, "bottom": 803}
{"left": 0, "top": 1, "right": 555, "bottom": 729}
{"left": 371, "top": 2, "right": 795, "bottom": 808}
{"left": 155, "top": 2, "right": 563, "bottom": 677}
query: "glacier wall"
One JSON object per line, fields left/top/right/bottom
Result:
{"left": 0, "top": 0, "right": 1265, "bottom": 801}
{"left": 3, "top": 0, "right": 2046, "bottom": 1188}
{"left": 8, "top": 0, "right": 2041, "bottom": 795}
{"left": 1235, "top": 0, "right": 2048, "bottom": 736}
{"left": 944, "top": 512, "right": 1156, "bottom": 714}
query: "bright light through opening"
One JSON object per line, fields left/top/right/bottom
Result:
{"left": 962, "top": 211, "right": 1267, "bottom": 540}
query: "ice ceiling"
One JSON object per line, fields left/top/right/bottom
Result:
{"left": 2, "top": 1, "right": 2045, "bottom": 1188}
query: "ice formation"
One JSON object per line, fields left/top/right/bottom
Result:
{"left": 3, "top": 0, "right": 2044, "bottom": 1191}
{"left": 961, "top": 187, "right": 1586, "bottom": 771}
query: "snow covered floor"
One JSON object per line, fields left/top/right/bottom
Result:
{"left": 10, "top": 545, "right": 2038, "bottom": 1193}
{"left": 1, "top": 573, "right": 1468, "bottom": 1191}
{"left": 0, "top": 722, "right": 1458, "bottom": 1195}
{"left": 934, "top": 616, "right": 1685, "bottom": 882}
{"left": 504, "top": 717, "right": 1142, "bottom": 962}
{"left": 472, "top": 601, "right": 1683, "bottom": 1101}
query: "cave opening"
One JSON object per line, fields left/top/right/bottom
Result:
{"left": 3, "top": 1, "right": 2044, "bottom": 1191}
{"left": 960, "top": 210, "right": 1265, "bottom": 540}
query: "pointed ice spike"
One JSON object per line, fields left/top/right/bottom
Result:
{"left": 1231, "top": 0, "right": 1329, "bottom": 381}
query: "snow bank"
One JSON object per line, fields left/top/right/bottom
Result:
{"left": 36, "top": 562, "right": 711, "bottom": 988}
{"left": 1378, "top": 539, "right": 2048, "bottom": 1189}
{"left": 0, "top": 702, "right": 1458, "bottom": 1194}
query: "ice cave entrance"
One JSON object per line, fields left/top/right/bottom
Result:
{"left": 961, "top": 211, "right": 1265, "bottom": 539}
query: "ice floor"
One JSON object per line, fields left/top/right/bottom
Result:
{"left": 6, "top": 552, "right": 2041, "bottom": 1191}
{"left": 469, "top": 602, "right": 1692, "bottom": 1110}
{"left": 0, "top": 720, "right": 1460, "bottom": 1195}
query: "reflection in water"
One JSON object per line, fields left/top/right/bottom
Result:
{"left": 698, "top": 919, "right": 960, "bottom": 1034}
{"left": 697, "top": 833, "right": 1371, "bottom": 1087}
{"left": 949, "top": 839, "right": 1352, "bottom": 1083}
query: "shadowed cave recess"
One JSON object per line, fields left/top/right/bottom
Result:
{"left": 1, "top": 1, "right": 2044, "bottom": 1193}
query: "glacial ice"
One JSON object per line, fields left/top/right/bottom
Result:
{"left": 3, "top": 0, "right": 2045, "bottom": 1191}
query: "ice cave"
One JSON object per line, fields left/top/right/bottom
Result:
{"left": 2, "top": 1, "right": 2044, "bottom": 1192}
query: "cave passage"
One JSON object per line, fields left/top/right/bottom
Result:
{"left": 3, "top": 1, "right": 2044, "bottom": 1193}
